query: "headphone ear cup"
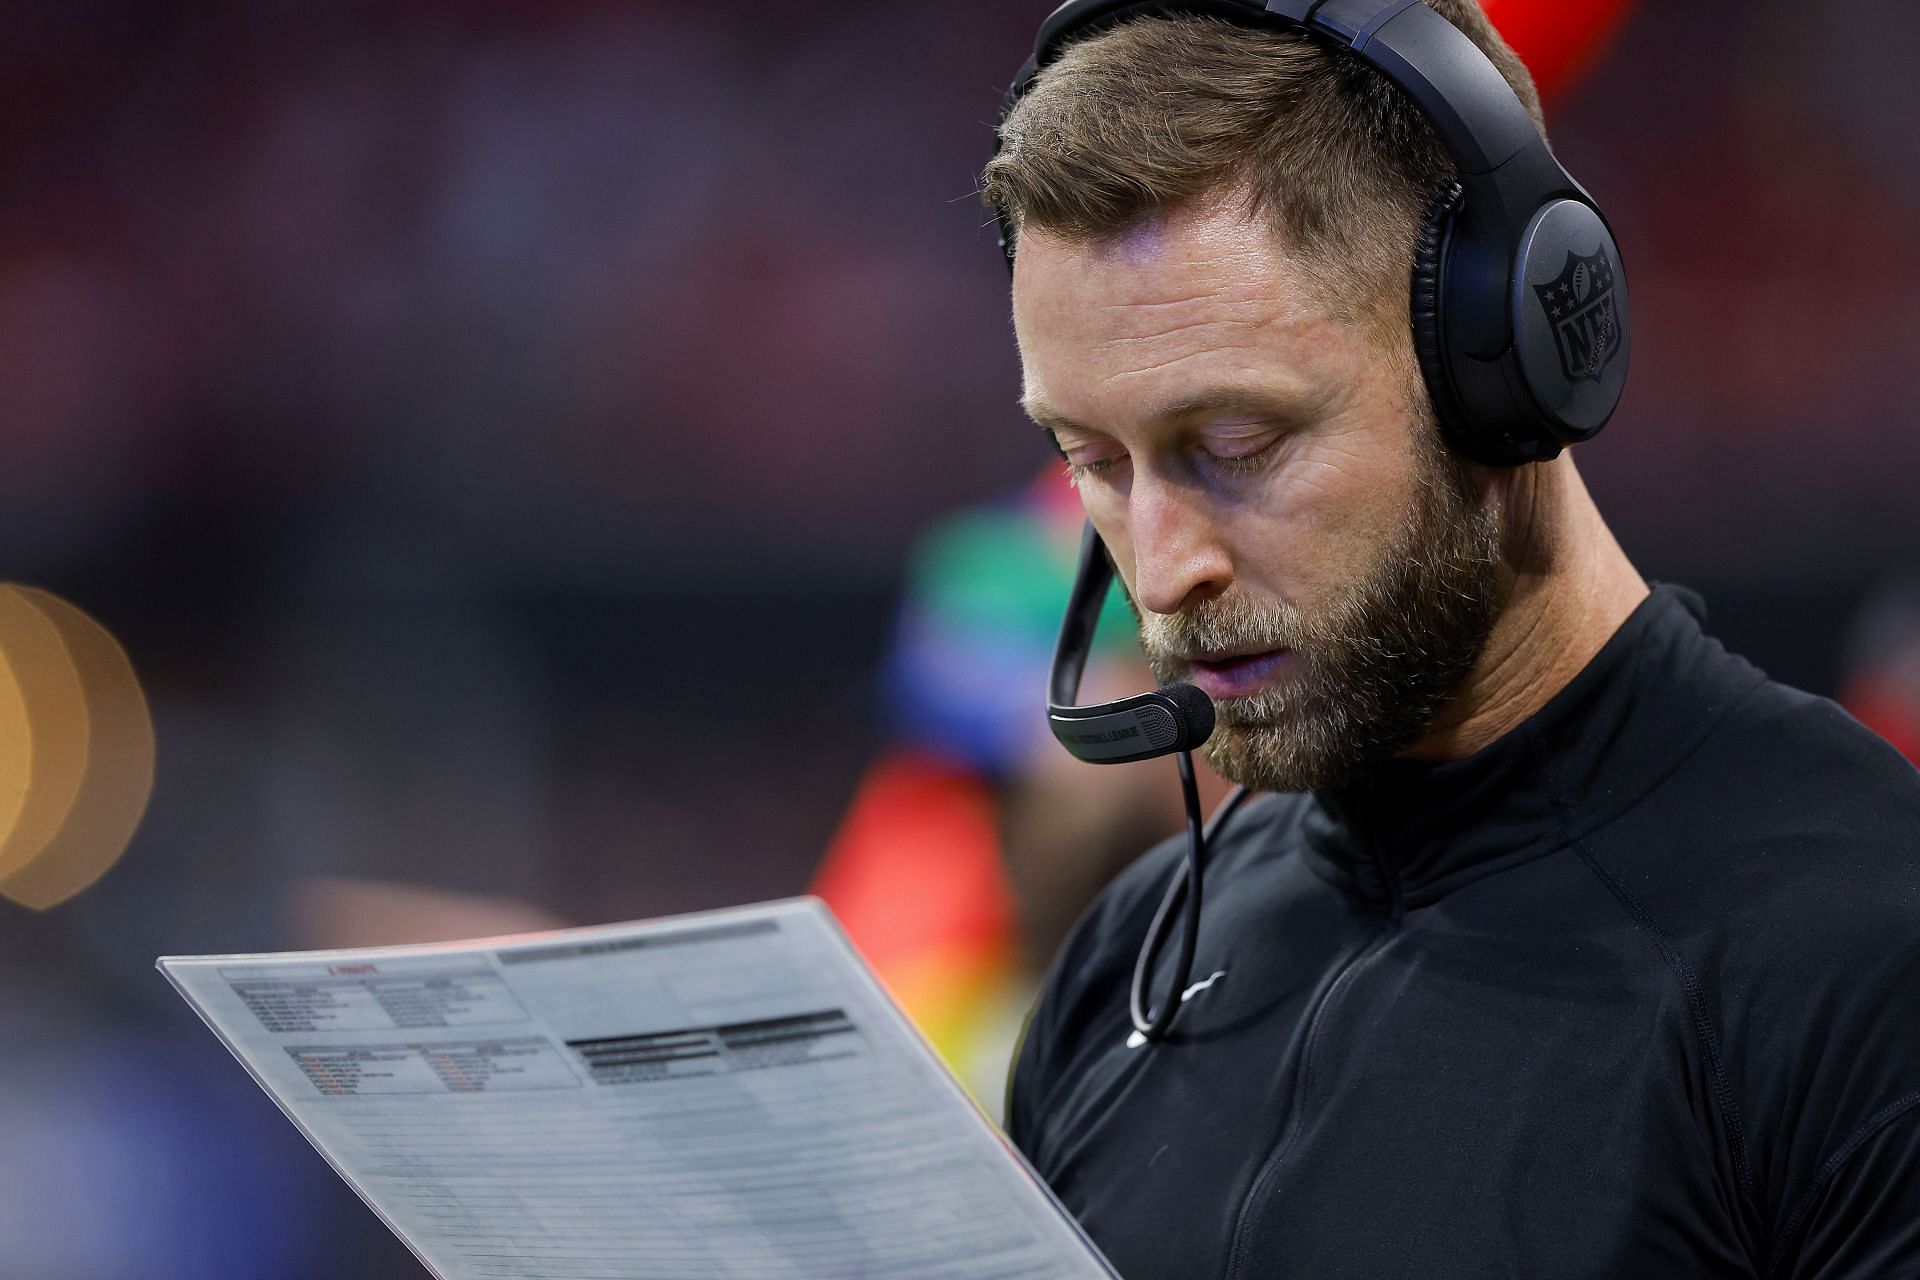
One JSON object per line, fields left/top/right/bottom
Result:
{"left": 1409, "top": 181, "right": 1472, "bottom": 453}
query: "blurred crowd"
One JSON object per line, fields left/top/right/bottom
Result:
{"left": 0, "top": 0, "right": 1916, "bottom": 1275}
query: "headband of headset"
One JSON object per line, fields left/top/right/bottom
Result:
{"left": 992, "top": 0, "right": 1631, "bottom": 465}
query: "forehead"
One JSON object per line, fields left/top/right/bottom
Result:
{"left": 1010, "top": 199, "right": 1360, "bottom": 422}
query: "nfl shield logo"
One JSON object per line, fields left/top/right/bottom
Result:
{"left": 1533, "top": 249, "right": 1622, "bottom": 384}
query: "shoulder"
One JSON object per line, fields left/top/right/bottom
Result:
{"left": 1685, "top": 684, "right": 1920, "bottom": 1028}
{"left": 1704, "top": 694, "right": 1920, "bottom": 1261}
{"left": 1651, "top": 676, "right": 1920, "bottom": 913}
{"left": 1713, "top": 676, "right": 1920, "bottom": 814}
{"left": 1577, "top": 618, "right": 1920, "bottom": 888}
{"left": 1581, "top": 666, "right": 1920, "bottom": 988}
{"left": 1580, "top": 671, "right": 1920, "bottom": 1216}
{"left": 1695, "top": 681, "right": 1920, "bottom": 1016}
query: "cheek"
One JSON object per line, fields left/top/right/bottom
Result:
{"left": 1075, "top": 485, "right": 1139, "bottom": 592}
{"left": 1229, "top": 411, "right": 1420, "bottom": 607}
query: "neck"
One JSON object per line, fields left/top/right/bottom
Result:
{"left": 1405, "top": 453, "right": 1647, "bottom": 762}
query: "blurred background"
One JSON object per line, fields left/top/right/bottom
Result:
{"left": 0, "top": 0, "right": 1916, "bottom": 1275}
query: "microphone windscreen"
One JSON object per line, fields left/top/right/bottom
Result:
{"left": 1157, "top": 682, "right": 1215, "bottom": 749}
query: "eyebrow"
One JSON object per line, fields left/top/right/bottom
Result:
{"left": 1022, "top": 387, "right": 1311, "bottom": 436}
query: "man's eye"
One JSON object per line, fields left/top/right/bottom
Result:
{"left": 1065, "top": 455, "right": 1121, "bottom": 482}
{"left": 1203, "top": 429, "right": 1285, "bottom": 472}
{"left": 1059, "top": 442, "right": 1126, "bottom": 479}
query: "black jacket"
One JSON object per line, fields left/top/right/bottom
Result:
{"left": 1008, "top": 586, "right": 1920, "bottom": 1279}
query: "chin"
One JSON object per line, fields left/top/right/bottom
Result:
{"left": 1202, "top": 702, "right": 1418, "bottom": 793}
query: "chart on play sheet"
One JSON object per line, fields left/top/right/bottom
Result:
{"left": 161, "top": 899, "right": 1115, "bottom": 1280}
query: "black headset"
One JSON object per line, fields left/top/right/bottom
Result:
{"left": 995, "top": 0, "right": 1631, "bottom": 1041}
{"left": 996, "top": 0, "right": 1631, "bottom": 467}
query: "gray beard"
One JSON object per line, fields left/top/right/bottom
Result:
{"left": 1137, "top": 442, "right": 1503, "bottom": 793}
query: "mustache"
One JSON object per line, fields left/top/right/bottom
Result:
{"left": 1136, "top": 592, "right": 1311, "bottom": 666}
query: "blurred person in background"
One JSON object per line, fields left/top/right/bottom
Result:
{"left": 983, "top": 1, "right": 1920, "bottom": 1276}
{"left": 812, "top": 470, "right": 1227, "bottom": 1109}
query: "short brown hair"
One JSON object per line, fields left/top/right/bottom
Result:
{"left": 981, "top": 3, "right": 1545, "bottom": 327}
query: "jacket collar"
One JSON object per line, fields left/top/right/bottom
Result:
{"left": 1298, "top": 585, "right": 1765, "bottom": 906}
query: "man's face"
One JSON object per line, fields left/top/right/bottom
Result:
{"left": 1012, "top": 196, "right": 1503, "bottom": 792}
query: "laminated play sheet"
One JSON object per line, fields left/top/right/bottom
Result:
{"left": 161, "top": 898, "right": 1114, "bottom": 1280}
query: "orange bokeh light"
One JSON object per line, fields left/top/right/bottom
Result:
{"left": 0, "top": 585, "right": 154, "bottom": 909}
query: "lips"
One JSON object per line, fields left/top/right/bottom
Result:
{"left": 1184, "top": 648, "right": 1295, "bottom": 700}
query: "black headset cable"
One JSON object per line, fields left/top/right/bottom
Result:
{"left": 1129, "top": 770, "right": 1253, "bottom": 1042}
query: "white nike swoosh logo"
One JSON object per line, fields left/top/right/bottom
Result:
{"left": 1126, "top": 970, "right": 1227, "bottom": 1049}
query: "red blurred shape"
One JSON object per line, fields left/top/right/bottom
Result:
{"left": 1482, "top": 0, "right": 1640, "bottom": 103}
{"left": 1845, "top": 675, "right": 1920, "bottom": 765}
{"left": 812, "top": 752, "right": 1013, "bottom": 974}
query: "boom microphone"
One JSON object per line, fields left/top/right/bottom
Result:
{"left": 1047, "top": 523, "right": 1215, "bottom": 763}
{"left": 1045, "top": 522, "right": 1244, "bottom": 1044}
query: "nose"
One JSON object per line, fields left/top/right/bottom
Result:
{"left": 1126, "top": 477, "right": 1232, "bottom": 616}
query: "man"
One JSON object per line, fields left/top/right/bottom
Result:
{"left": 981, "top": 3, "right": 1920, "bottom": 1276}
